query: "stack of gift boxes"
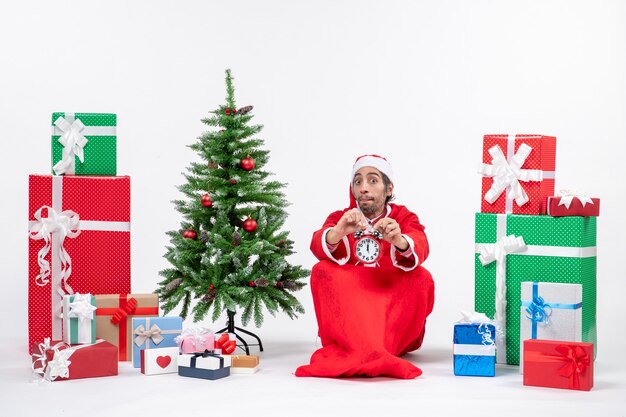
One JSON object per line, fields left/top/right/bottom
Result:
{"left": 453, "top": 134, "right": 598, "bottom": 392}
{"left": 28, "top": 112, "right": 260, "bottom": 382}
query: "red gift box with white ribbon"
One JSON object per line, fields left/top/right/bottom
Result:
{"left": 479, "top": 134, "right": 556, "bottom": 215}
{"left": 546, "top": 190, "right": 600, "bottom": 217}
{"left": 523, "top": 339, "right": 593, "bottom": 391}
{"left": 28, "top": 175, "right": 131, "bottom": 353}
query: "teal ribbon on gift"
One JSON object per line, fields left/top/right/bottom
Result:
{"left": 522, "top": 282, "right": 582, "bottom": 339}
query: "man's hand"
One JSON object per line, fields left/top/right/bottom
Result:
{"left": 325, "top": 208, "right": 368, "bottom": 245}
{"left": 373, "top": 217, "right": 409, "bottom": 251}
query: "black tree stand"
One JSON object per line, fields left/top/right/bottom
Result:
{"left": 216, "top": 310, "right": 264, "bottom": 355}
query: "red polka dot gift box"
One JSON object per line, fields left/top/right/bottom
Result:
{"left": 28, "top": 175, "right": 131, "bottom": 353}
{"left": 479, "top": 134, "right": 556, "bottom": 215}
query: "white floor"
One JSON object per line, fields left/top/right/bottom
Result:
{"left": 2, "top": 334, "right": 624, "bottom": 417}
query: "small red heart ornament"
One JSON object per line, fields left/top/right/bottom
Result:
{"left": 157, "top": 355, "right": 172, "bottom": 368}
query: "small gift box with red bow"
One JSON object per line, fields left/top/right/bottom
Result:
{"left": 523, "top": 339, "right": 593, "bottom": 391}
{"left": 214, "top": 333, "right": 237, "bottom": 354}
{"left": 63, "top": 293, "right": 97, "bottom": 345}
{"left": 132, "top": 316, "right": 183, "bottom": 368}
{"left": 175, "top": 327, "right": 215, "bottom": 354}
{"left": 546, "top": 190, "right": 600, "bottom": 217}
{"left": 31, "top": 338, "right": 118, "bottom": 382}
{"left": 140, "top": 346, "right": 179, "bottom": 375}
{"left": 95, "top": 294, "right": 159, "bottom": 361}
{"left": 178, "top": 351, "right": 231, "bottom": 380}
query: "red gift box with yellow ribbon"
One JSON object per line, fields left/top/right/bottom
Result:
{"left": 95, "top": 294, "right": 159, "bottom": 361}
{"left": 523, "top": 339, "right": 594, "bottom": 391}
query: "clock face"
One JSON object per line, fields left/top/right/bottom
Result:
{"left": 355, "top": 236, "right": 381, "bottom": 264}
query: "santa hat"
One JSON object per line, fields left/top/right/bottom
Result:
{"left": 349, "top": 154, "right": 394, "bottom": 208}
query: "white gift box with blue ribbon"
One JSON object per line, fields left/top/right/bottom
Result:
{"left": 519, "top": 281, "right": 582, "bottom": 373}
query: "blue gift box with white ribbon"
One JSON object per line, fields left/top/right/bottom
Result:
{"left": 519, "top": 281, "right": 582, "bottom": 373}
{"left": 453, "top": 323, "right": 496, "bottom": 377}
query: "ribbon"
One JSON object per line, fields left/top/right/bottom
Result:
{"left": 525, "top": 344, "right": 590, "bottom": 390}
{"left": 189, "top": 350, "right": 224, "bottom": 369}
{"left": 111, "top": 297, "right": 138, "bottom": 325}
{"left": 477, "top": 233, "right": 527, "bottom": 362}
{"left": 65, "top": 293, "right": 97, "bottom": 344}
{"left": 479, "top": 141, "right": 544, "bottom": 212}
{"left": 522, "top": 282, "right": 582, "bottom": 339}
{"left": 28, "top": 175, "right": 131, "bottom": 340}
{"left": 214, "top": 333, "right": 237, "bottom": 354}
{"left": 456, "top": 311, "right": 495, "bottom": 347}
{"left": 556, "top": 189, "right": 595, "bottom": 209}
{"left": 28, "top": 206, "right": 80, "bottom": 290}
{"left": 52, "top": 115, "right": 89, "bottom": 175}
{"left": 134, "top": 324, "right": 165, "bottom": 347}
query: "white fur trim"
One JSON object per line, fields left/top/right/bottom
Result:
{"left": 391, "top": 234, "right": 418, "bottom": 271}
{"left": 321, "top": 228, "right": 350, "bottom": 265}
{"left": 352, "top": 155, "right": 394, "bottom": 182}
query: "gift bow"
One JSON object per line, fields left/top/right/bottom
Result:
{"left": 176, "top": 327, "right": 214, "bottom": 352}
{"left": 457, "top": 311, "right": 495, "bottom": 346}
{"left": 31, "top": 338, "right": 73, "bottom": 382}
{"left": 215, "top": 333, "right": 236, "bottom": 354}
{"left": 133, "top": 324, "right": 164, "bottom": 347}
{"left": 52, "top": 116, "right": 89, "bottom": 175}
{"left": 557, "top": 189, "right": 595, "bottom": 209}
{"left": 524, "top": 295, "right": 552, "bottom": 324}
{"left": 67, "top": 293, "right": 97, "bottom": 322}
{"left": 479, "top": 143, "right": 543, "bottom": 207}
{"left": 28, "top": 206, "right": 81, "bottom": 291}
{"left": 110, "top": 297, "right": 138, "bottom": 325}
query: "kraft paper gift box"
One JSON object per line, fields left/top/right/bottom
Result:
{"left": 546, "top": 191, "right": 600, "bottom": 217}
{"left": 478, "top": 134, "right": 556, "bottom": 215}
{"left": 132, "top": 316, "right": 183, "bottom": 368}
{"left": 474, "top": 212, "right": 596, "bottom": 365}
{"left": 62, "top": 293, "right": 96, "bottom": 345}
{"left": 28, "top": 175, "right": 131, "bottom": 353}
{"left": 51, "top": 112, "right": 117, "bottom": 176}
{"left": 519, "top": 282, "right": 582, "bottom": 373}
{"left": 95, "top": 294, "right": 159, "bottom": 361}
{"left": 140, "top": 346, "right": 179, "bottom": 375}
{"left": 178, "top": 351, "right": 231, "bottom": 380}
{"left": 223, "top": 354, "right": 260, "bottom": 374}
{"left": 523, "top": 339, "right": 593, "bottom": 391}
{"left": 31, "top": 338, "right": 118, "bottom": 382}
{"left": 175, "top": 327, "right": 215, "bottom": 354}
{"left": 453, "top": 322, "right": 496, "bottom": 377}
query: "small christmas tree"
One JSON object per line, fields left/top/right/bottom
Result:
{"left": 156, "top": 69, "right": 308, "bottom": 330}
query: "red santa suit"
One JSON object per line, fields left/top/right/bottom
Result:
{"left": 295, "top": 202, "right": 435, "bottom": 379}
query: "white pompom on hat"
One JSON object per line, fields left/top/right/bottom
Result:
{"left": 351, "top": 154, "right": 394, "bottom": 183}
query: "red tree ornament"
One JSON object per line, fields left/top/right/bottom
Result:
{"left": 228, "top": 179, "right": 237, "bottom": 185}
{"left": 183, "top": 229, "right": 197, "bottom": 240}
{"left": 242, "top": 217, "right": 257, "bottom": 233}
{"left": 240, "top": 156, "right": 255, "bottom": 171}
{"left": 248, "top": 281, "right": 256, "bottom": 287}
{"left": 201, "top": 194, "right": 213, "bottom": 207}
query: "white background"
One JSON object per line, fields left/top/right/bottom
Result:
{"left": 1, "top": 0, "right": 625, "bottom": 415}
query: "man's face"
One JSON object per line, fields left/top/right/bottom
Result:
{"left": 352, "top": 167, "right": 393, "bottom": 218}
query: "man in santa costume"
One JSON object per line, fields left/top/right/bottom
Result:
{"left": 295, "top": 154, "right": 435, "bottom": 379}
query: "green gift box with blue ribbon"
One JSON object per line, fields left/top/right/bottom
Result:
{"left": 519, "top": 281, "right": 582, "bottom": 372}
{"left": 51, "top": 112, "right": 117, "bottom": 176}
{"left": 475, "top": 213, "right": 596, "bottom": 365}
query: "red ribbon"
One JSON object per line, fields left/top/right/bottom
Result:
{"left": 96, "top": 295, "right": 158, "bottom": 361}
{"left": 527, "top": 344, "right": 590, "bottom": 390}
{"left": 215, "top": 333, "right": 236, "bottom": 354}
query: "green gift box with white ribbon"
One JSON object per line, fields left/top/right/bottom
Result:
{"left": 62, "top": 293, "right": 97, "bottom": 345}
{"left": 51, "top": 112, "right": 117, "bottom": 176}
{"left": 474, "top": 213, "right": 596, "bottom": 365}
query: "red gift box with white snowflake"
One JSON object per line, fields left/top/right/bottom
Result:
{"left": 28, "top": 175, "right": 131, "bottom": 353}
{"left": 479, "top": 134, "right": 556, "bottom": 215}
{"left": 523, "top": 339, "right": 593, "bottom": 391}
{"left": 546, "top": 191, "right": 600, "bottom": 217}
